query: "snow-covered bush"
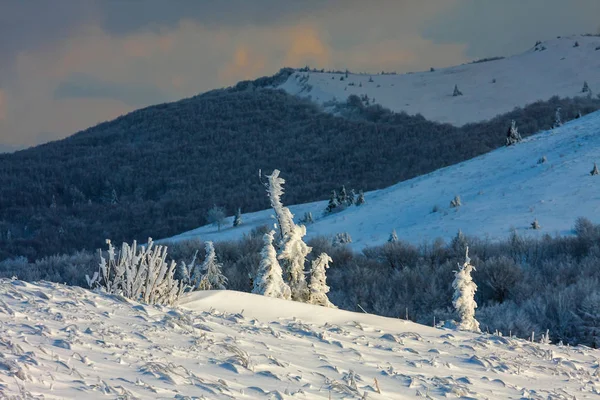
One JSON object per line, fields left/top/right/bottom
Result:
{"left": 452, "top": 247, "right": 480, "bottom": 332}
{"left": 355, "top": 190, "right": 365, "bottom": 206}
{"left": 505, "top": 120, "right": 522, "bottom": 146}
{"left": 590, "top": 162, "right": 599, "bottom": 176}
{"left": 531, "top": 219, "right": 541, "bottom": 230}
{"left": 332, "top": 232, "right": 352, "bottom": 246}
{"left": 388, "top": 230, "right": 399, "bottom": 243}
{"left": 193, "top": 241, "right": 227, "bottom": 290}
{"left": 253, "top": 231, "right": 291, "bottom": 299}
{"left": 299, "top": 212, "right": 314, "bottom": 224}
{"left": 308, "top": 253, "right": 336, "bottom": 308}
{"left": 91, "top": 238, "right": 186, "bottom": 306}
{"left": 554, "top": 107, "right": 563, "bottom": 128}
{"left": 207, "top": 205, "right": 226, "bottom": 231}
{"left": 453, "top": 84, "right": 463, "bottom": 97}
{"left": 450, "top": 195, "right": 462, "bottom": 208}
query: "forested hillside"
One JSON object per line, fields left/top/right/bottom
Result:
{"left": 1, "top": 82, "right": 599, "bottom": 260}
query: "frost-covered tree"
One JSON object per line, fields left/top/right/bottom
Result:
{"left": 450, "top": 195, "right": 462, "bottom": 208}
{"left": 591, "top": 162, "right": 599, "bottom": 176}
{"left": 531, "top": 219, "right": 541, "bottom": 230}
{"left": 554, "top": 107, "right": 563, "bottom": 128}
{"left": 453, "top": 84, "right": 463, "bottom": 97}
{"left": 452, "top": 247, "right": 480, "bottom": 332}
{"left": 355, "top": 190, "right": 365, "bottom": 206}
{"left": 506, "top": 120, "right": 522, "bottom": 146}
{"left": 264, "top": 169, "right": 295, "bottom": 244}
{"left": 326, "top": 190, "right": 339, "bottom": 213}
{"left": 253, "top": 230, "right": 291, "bottom": 300}
{"left": 582, "top": 81, "right": 590, "bottom": 93}
{"left": 207, "top": 205, "right": 226, "bottom": 231}
{"left": 278, "top": 224, "right": 312, "bottom": 301}
{"left": 233, "top": 207, "right": 243, "bottom": 227}
{"left": 388, "top": 229, "right": 399, "bottom": 243}
{"left": 332, "top": 232, "right": 352, "bottom": 246}
{"left": 299, "top": 212, "right": 314, "bottom": 224}
{"left": 338, "top": 186, "right": 348, "bottom": 206}
{"left": 175, "top": 250, "right": 197, "bottom": 285}
{"left": 195, "top": 241, "right": 227, "bottom": 290}
{"left": 348, "top": 189, "right": 356, "bottom": 206}
{"left": 308, "top": 253, "right": 336, "bottom": 308}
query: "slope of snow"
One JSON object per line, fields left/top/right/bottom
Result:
{"left": 278, "top": 35, "right": 600, "bottom": 125}
{"left": 2, "top": 278, "right": 599, "bottom": 398}
{"left": 166, "top": 110, "right": 600, "bottom": 250}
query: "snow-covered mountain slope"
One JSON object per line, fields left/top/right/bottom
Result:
{"left": 278, "top": 35, "right": 600, "bottom": 125}
{"left": 2, "top": 279, "right": 599, "bottom": 399}
{"left": 167, "top": 110, "right": 600, "bottom": 250}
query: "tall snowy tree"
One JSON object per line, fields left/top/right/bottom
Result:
{"left": 253, "top": 231, "right": 291, "bottom": 299}
{"left": 308, "top": 253, "right": 336, "bottom": 308}
{"left": 278, "top": 224, "right": 312, "bottom": 302}
{"left": 265, "top": 169, "right": 295, "bottom": 245}
{"left": 388, "top": 229, "right": 399, "bottom": 243}
{"left": 194, "top": 241, "right": 227, "bottom": 290}
{"left": 506, "top": 120, "right": 522, "bottom": 146}
{"left": 233, "top": 207, "right": 243, "bottom": 227}
{"left": 348, "top": 189, "right": 356, "bottom": 206}
{"left": 355, "top": 190, "right": 365, "bottom": 206}
{"left": 326, "top": 190, "right": 339, "bottom": 213}
{"left": 338, "top": 186, "right": 348, "bottom": 206}
{"left": 582, "top": 81, "right": 590, "bottom": 93}
{"left": 554, "top": 107, "right": 563, "bottom": 128}
{"left": 452, "top": 247, "right": 480, "bottom": 332}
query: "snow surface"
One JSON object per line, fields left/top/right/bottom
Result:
{"left": 2, "top": 278, "right": 600, "bottom": 398}
{"left": 166, "top": 110, "right": 600, "bottom": 250}
{"left": 278, "top": 35, "right": 600, "bottom": 126}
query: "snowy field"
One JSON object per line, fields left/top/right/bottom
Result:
{"left": 279, "top": 35, "right": 600, "bottom": 126}
{"left": 2, "top": 278, "right": 600, "bottom": 399}
{"left": 166, "top": 110, "right": 600, "bottom": 250}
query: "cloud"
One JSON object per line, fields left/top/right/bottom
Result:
{"left": 54, "top": 73, "right": 170, "bottom": 106}
{"left": 0, "top": 90, "right": 6, "bottom": 120}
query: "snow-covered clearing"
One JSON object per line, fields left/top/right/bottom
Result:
{"left": 279, "top": 35, "right": 600, "bottom": 126}
{"left": 1, "top": 279, "right": 599, "bottom": 398}
{"left": 166, "top": 110, "right": 600, "bottom": 250}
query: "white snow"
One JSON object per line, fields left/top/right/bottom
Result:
{"left": 2, "top": 278, "right": 599, "bottom": 398}
{"left": 165, "top": 109, "right": 600, "bottom": 250}
{"left": 278, "top": 35, "right": 600, "bottom": 126}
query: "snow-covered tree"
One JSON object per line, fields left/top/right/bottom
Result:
{"left": 355, "top": 190, "right": 365, "bottom": 206}
{"left": 531, "top": 219, "right": 541, "bottom": 230}
{"left": 326, "top": 190, "right": 339, "bottom": 213}
{"left": 388, "top": 229, "right": 399, "bottom": 243}
{"left": 582, "top": 81, "right": 590, "bottom": 93}
{"left": 207, "top": 205, "right": 226, "bottom": 231}
{"left": 348, "top": 189, "right": 356, "bottom": 206}
{"left": 93, "top": 238, "right": 186, "bottom": 306}
{"left": 453, "top": 84, "right": 463, "bottom": 97}
{"left": 194, "top": 241, "right": 227, "bottom": 290}
{"left": 278, "top": 224, "right": 312, "bottom": 302}
{"left": 308, "top": 253, "right": 336, "bottom": 308}
{"left": 450, "top": 195, "right": 462, "bottom": 208}
{"left": 299, "top": 212, "right": 314, "bottom": 224}
{"left": 554, "top": 107, "right": 563, "bottom": 128}
{"left": 506, "top": 120, "right": 522, "bottom": 146}
{"left": 264, "top": 169, "right": 295, "bottom": 244}
{"left": 591, "top": 162, "right": 599, "bottom": 176}
{"left": 253, "top": 231, "right": 291, "bottom": 299}
{"left": 452, "top": 247, "right": 480, "bottom": 332}
{"left": 338, "top": 186, "right": 348, "bottom": 206}
{"left": 332, "top": 232, "right": 352, "bottom": 246}
{"left": 233, "top": 207, "right": 243, "bottom": 227}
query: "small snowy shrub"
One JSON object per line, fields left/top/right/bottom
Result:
{"left": 450, "top": 195, "right": 462, "bottom": 208}
{"left": 92, "top": 238, "right": 186, "bottom": 306}
{"left": 253, "top": 231, "right": 291, "bottom": 299}
{"left": 308, "top": 253, "right": 336, "bottom": 308}
{"left": 452, "top": 84, "right": 463, "bottom": 97}
{"left": 531, "top": 219, "right": 541, "bottom": 230}
{"left": 332, "top": 232, "right": 353, "bottom": 246}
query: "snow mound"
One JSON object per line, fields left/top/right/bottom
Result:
{"left": 1, "top": 279, "right": 599, "bottom": 398}
{"left": 167, "top": 109, "right": 600, "bottom": 249}
{"left": 279, "top": 35, "right": 600, "bottom": 125}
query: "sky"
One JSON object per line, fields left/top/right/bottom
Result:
{"left": 0, "top": 0, "right": 599, "bottom": 151}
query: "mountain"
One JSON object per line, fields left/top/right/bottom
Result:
{"left": 167, "top": 109, "right": 600, "bottom": 248}
{"left": 279, "top": 34, "right": 600, "bottom": 125}
{"left": 1, "top": 278, "right": 596, "bottom": 398}
{"left": 1, "top": 35, "right": 600, "bottom": 261}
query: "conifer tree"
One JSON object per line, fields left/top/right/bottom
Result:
{"left": 326, "top": 190, "right": 339, "bottom": 213}
{"left": 233, "top": 207, "right": 243, "bottom": 227}
{"left": 506, "top": 120, "right": 522, "bottom": 146}
{"left": 308, "top": 253, "right": 336, "bottom": 308}
{"left": 453, "top": 84, "right": 463, "bottom": 97}
{"left": 348, "top": 189, "right": 356, "bottom": 206}
{"left": 355, "top": 190, "right": 365, "bottom": 206}
{"left": 195, "top": 241, "right": 227, "bottom": 290}
{"left": 253, "top": 231, "right": 291, "bottom": 299}
{"left": 388, "top": 229, "right": 399, "bottom": 243}
{"left": 554, "top": 107, "right": 563, "bottom": 128}
{"left": 265, "top": 170, "right": 295, "bottom": 245}
{"left": 582, "top": 81, "right": 590, "bottom": 93}
{"left": 278, "top": 224, "right": 312, "bottom": 302}
{"left": 452, "top": 247, "right": 480, "bottom": 332}
{"left": 591, "top": 162, "right": 599, "bottom": 176}
{"left": 531, "top": 219, "right": 541, "bottom": 230}
{"left": 338, "top": 186, "right": 348, "bottom": 206}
